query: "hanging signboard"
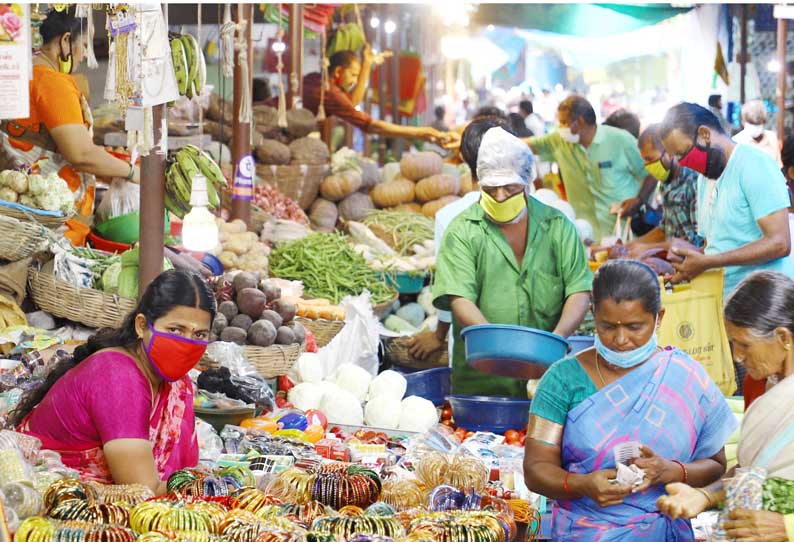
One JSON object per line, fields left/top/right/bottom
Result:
{"left": 0, "top": 4, "right": 30, "bottom": 120}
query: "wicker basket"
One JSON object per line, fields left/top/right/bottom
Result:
{"left": 373, "top": 290, "right": 399, "bottom": 321}
{"left": 255, "top": 164, "right": 328, "bottom": 210}
{"left": 296, "top": 317, "right": 344, "bottom": 348}
{"left": 0, "top": 204, "right": 70, "bottom": 229}
{"left": 221, "top": 188, "right": 271, "bottom": 233}
{"left": 243, "top": 344, "right": 302, "bottom": 379}
{"left": 383, "top": 336, "right": 449, "bottom": 371}
{"left": 27, "top": 268, "right": 136, "bottom": 329}
{"left": 0, "top": 214, "right": 49, "bottom": 262}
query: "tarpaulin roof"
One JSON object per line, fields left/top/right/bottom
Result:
{"left": 473, "top": 3, "right": 692, "bottom": 37}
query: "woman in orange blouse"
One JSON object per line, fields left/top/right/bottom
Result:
{"left": 0, "top": 7, "right": 138, "bottom": 244}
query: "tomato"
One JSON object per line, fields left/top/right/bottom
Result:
{"left": 504, "top": 430, "right": 520, "bottom": 445}
{"left": 277, "top": 375, "right": 295, "bottom": 392}
{"left": 440, "top": 407, "right": 453, "bottom": 421}
{"left": 305, "top": 409, "right": 328, "bottom": 430}
{"left": 304, "top": 425, "right": 325, "bottom": 444}
{"left": 454, "top": 427, "right": 467, "bottom": 441}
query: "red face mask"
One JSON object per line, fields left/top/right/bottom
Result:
{"left": 144, "top": 323, "right": 208, "bottom": 382}
{"left": 678, "top": 143, "right": 708, "bottom": 175}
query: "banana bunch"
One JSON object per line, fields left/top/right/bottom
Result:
{"left": 170, "top": 32, "right": 206, "bottom": 99}
{"left": 327, "top": 23, "right": 365, "bottom": 56}
{"left": 166, "top": 145, "right": 226, "bottom": 219}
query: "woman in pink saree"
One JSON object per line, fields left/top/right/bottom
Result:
{"left": 524, "top": 260, "right": 737, "bottom": 541}
{"left": 11, "top": 270, "right": 214, "bottom": 495}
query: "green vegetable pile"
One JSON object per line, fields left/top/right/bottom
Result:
{"left": 72, "top": 246, "right": 120, "bottom": 290}
{"left": 363, "top": 210, "right": 434, "bottom": 256}
{"left": 269, "top": 232, "right": 396, "bottom": 305}
{"left": 763, "top": 477, "right": 794, "bottom": 514}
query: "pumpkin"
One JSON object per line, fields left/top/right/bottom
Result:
{"left": 357, "top": 158, "right": 380, "bottom": 189}
{"left": 459, "top": 169, "right": 474, "bottom": 195}
{"left": 415, "top": 174, "right": 460, "bottom": 203}
{"left": 421, "top": 196, "right": 461, "bottom": 218}
{"left": 371, "top": 178, "right": 416, "bottom": 208}
{"left": 309, "top": 198, "right": 338, "bottom": 232}
{"left": 338, "top": 192, "right": 374, "bottom": 222}
{"left": 387, "top": 203, "right": 422, "bottom": 214}
{"left": 320, "top": 170, "right": 363, "bottom": 202}
{"left": 400, "top": 152, "right": 443, "bottom": 181}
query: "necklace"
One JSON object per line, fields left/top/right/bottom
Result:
{"left": 594, "top": 354, "right": 607, "bottom": 387}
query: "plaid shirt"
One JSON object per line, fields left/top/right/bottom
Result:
{"left": 659, "top": 166, "right": 705, "bottom": 247}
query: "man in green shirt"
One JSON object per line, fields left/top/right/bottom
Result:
{"left": 527, "top": 96, "right": 657, "bottom": 243}
{"left": 433, "top": 127, "right": 593, "bottom": 398}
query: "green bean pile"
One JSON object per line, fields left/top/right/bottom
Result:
{"left": 363, "top": 210, "right": 434, "bottom": 255}
{"left": 73, "top": 246, "right": 120, "bottom": 289}
{"left": 269, "top": 233, "right": 396, "bottom": 304}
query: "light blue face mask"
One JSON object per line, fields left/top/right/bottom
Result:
{"left": 594, "top": 321, "right": 659, "bottom": 369}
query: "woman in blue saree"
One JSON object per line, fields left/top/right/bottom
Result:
{"left": 524, "top": 260, "right": 737, "bottom": 541}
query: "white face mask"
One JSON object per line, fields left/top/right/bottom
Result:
{"left": 559, "top": 126, "right": 580, "bottom": 144}
{"left": 745, "top": 123, "right": 765, "bottom": 139}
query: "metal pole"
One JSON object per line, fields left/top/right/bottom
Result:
{"left": 740, "top": 4, "right": 748, "bottom": 105}
{"left": 231, "top": 3, "right": 253, "bottom": 227}
{"left": 390, "top": 5, "right": 401, "bottom": 157}
{"left": 777, "top": 17, "right": 787, "bottom": 143}
{"left": 139, "top": 6, "right": 168, "bottom": 297}
{"left": 287, "top": 4, "right": 304, "bottom": 108}
{"left": 376, "top": 7, "right": 386, "bottom": 165}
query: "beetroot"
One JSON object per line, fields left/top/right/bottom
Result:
{"left": 642, "top": 257, "right": 674, "bottom": 276}
{"left": 237, "top": 288, "right": 268, "bottom": 318}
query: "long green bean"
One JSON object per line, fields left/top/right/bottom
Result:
{"left": 269, "top": 232, "right": 396, "bottom": 304}
{"left": 362, "top": 210, "right": 434, "bottom": 255}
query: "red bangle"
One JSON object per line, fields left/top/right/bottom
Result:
{"left": 671, "top": 460, "right": 688, "bottom": 483}
{"left": 563, "top": 471, "right": 572, "bottom": 496}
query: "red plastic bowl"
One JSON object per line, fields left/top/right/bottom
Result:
{"left": 87, "top": 230, "right": 131, "bottom": 254}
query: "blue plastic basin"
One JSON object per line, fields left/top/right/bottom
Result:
{"left": 380, "top": 272, "right": 427, "bottom": 294}
{"left": 447, "top": 395, "right": 531, "bottom": 433}
{"left": 568, "top": 335, "right": 595, "bottom": 355}
{"left": 395, "top": 367, "right": 451, "bottom": 407}
{"left": 461, "top": 324, "right": 569, "bottom": 380}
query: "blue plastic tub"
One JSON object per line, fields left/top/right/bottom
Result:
{"left": 447, "top": 395, "right": 531, "bottom": 433}
{"left": 380, "top": 271, "right": 427, "bottom": 294}
{"left": 461, "top": 324, "right": 569, "bottom": 380}
{"left": 568, "top": 335, "right": 595, "bottom": 355}
{"left": 395, "top": 367, "right": 451, "bottom": 407}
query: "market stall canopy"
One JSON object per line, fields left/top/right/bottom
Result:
{"left": 473, "top": 3, "right": 693, "bottom": 37}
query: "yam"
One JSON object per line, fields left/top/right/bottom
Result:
{"left": 230, "top": 313, "right": 254, "bottom": 331}
{"left": 415, "top": 174, "right": 460, "bottom": 203}
{"left": 206, "top": 94, "right": 233, "bottom": 122}
{"left": 309, "top": 198, "right": 338, "bottom": 232}
{"left": 237, "top": 287, "right": 268, "bottom": 318}
{"left": 260, "top": 309, "right": 284, "bottom": 329}
{"left": 218, "top": 300, "right": 239, "bottom": 321}
{"left": 289, "top": 137, "right": 330, "bottom": 165}
{"left": 400, "top": 152, "right": 443, "bottom": 181}
{"left": 286, "top": 108, "right": 317, "bottom": 139}
{"left": 233, "top": 271, "right": 259, "bottom": 293}
{"left": 253, "top": 105, "right": 281, "bottom": 138}
{"left": 248, "top": 319, "right": 277, "bottom": 347}
{"left": 255, "top": 139, "right": 291, "bottom": 165}
{"left": 220, "top": 326, "right": 247, "bottom": 345}
{"left": 276, "top": 326, "right": 296, "bottom": 345}
{"left": 272, "top": 299, "right": 297, "bottom": 324}
{"left": 338, "top": 192, "right": 374, "bottom": 222}
{"left": 422, "top": 196, "right": 461, "bottom": 218}
{"left": 204, "top": 120, "right": 233, "bottom": 143}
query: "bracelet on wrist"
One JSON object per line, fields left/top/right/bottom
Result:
{"left": 671, "top": 460, "right": 688, "bottom": 484}
{"left": 695, "top": 488, "right": 713, "bottom": 509}
{"left": 126, "top": 162, "right": 135, "bottom": 180}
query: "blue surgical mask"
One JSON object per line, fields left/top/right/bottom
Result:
{"left": 594, "top": 321, "right": 659, "bottom": 369}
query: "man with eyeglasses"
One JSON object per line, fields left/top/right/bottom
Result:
{"left": 658, "top": 102, "right": 794, "bottom": 298}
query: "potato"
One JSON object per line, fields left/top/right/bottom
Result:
{"left": 220, "top": 326, "right": 247, "bottom": 345}
{"left": 230, "top": 313, "right": 253, "bottom": 331}
{"left": 233, "top": 272, "right": 259, "bottom": 293}
{"left": 276, "top": 326, "right": 296, "bottom": 345}
{"left": 237, "top": 288, "right": 268, "bottom": 318}
{"left": 260, "top": 309, "right": 283, "bottom": 329}
{"left": 248, "top": 319, "right": 277, "bottom": 347}
{"left": 218, "top": 301, "right": 239, "bottom": 321}
{"left": 212, "top": 314, "right": 228, "bottom": 335}
{"left": 289, "top": 321, "right": 306, "bottom": 344}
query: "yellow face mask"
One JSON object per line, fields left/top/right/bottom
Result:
{"left": 645, "top": 159, "right": 670, "bottom": 182}
{"left": 479, "top": 190, "right": 527, "bottom": 223}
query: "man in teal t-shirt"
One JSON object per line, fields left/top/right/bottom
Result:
{"left": 527, "top": 95, "right": 657, "bottom": 243}
{"left": 660, "top": 102, "right": 794, "bottom": 298}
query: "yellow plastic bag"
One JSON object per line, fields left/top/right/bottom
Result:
{"left": 658, "top": 270, "right": 737, "bottom": 396}
{"left": 0, "top": 295, "right": 25, "bottom": 330}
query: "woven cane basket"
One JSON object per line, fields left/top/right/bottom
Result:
{"left": 0, "top": 214, "right": 48, "bottom": 261}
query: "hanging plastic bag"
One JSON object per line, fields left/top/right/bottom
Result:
{"left": 96, "top": 178, "right": 140, "bottom": 223}
{"left": 315, "top": 292, "right": 381, "bottom": 378}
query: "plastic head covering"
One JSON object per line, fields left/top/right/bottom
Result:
{"left": 476, "top": 127, "right": 536, "bottom": 188}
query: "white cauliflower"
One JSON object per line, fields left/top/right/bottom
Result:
{"left": 295, "top": 352, "right": 323, "bottom": 383}
{"left": 0, "top": 170, "right": 27, "bottom": 193}
{"left": 364, "top": 395, "right": 402, "bottom": 429}
{"left": 287, "top": 382, "right": 325, "bottom": 412}
{"left": 27, "top": 174, "right": 47, "bottom": 196}
{"left": 320, "top": 388, "right": 364, "bottom": 426}
{"left": 19, "top": 195, "right": 36, "bottom": 207}
{"left": 398, "top": 396, "right": 439, "bottom": 433}
{"left": 331, "top": 364, "right": 372, "bottom": 403}
{"left": 0, "top": 187, "right": 18, "bottom": 203}
{"left": 367, "top": 370, "right": 407, "bottom": 402}
{"left": 35, "top": 193, "right": 61, "bottom": 212}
